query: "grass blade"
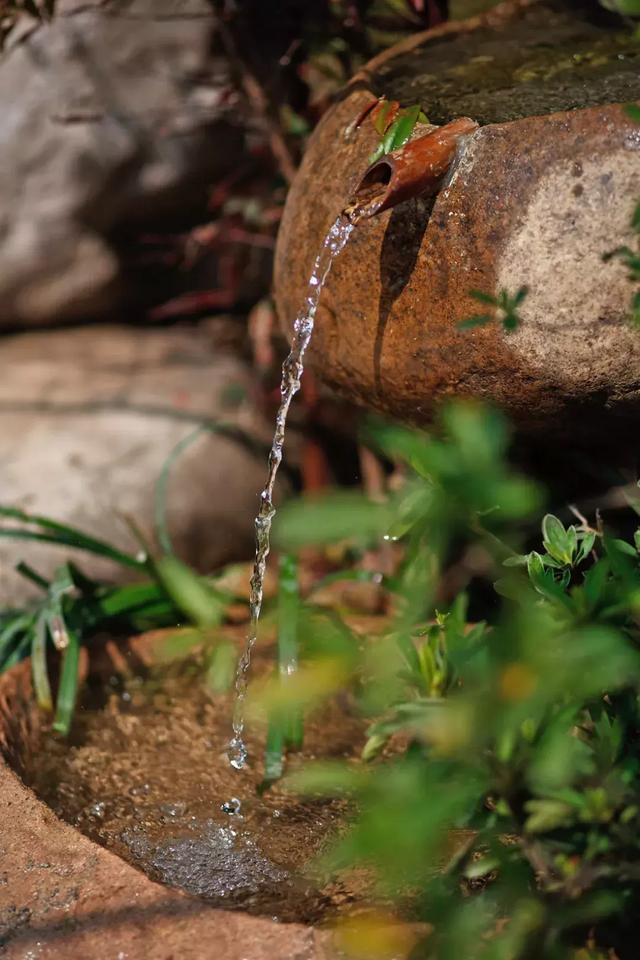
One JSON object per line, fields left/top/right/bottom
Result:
{"left": 278, "top": 554, "right": 303, "bottom": 749}
{"left": 0, "top": 507, "right": 143, "bottom": 570}
{"left": 278, "top": 555, "right": 299, "bottom": 674}
{"left": 95, "top": 581, "right": 166, "bottom": 617}
{"left": 205, "top": 640, "right": 237, "bottom": 694}
{"left": 53, "top": 624, "right": 81, "bottom": 736}
{"left": 154, "top": 428, "right": 205, "bottom": 555}
{"left": 31, "top": 614, "right": 53, "bottom": 713}
{"left": 0, "top": 612, "right": 35, "bottom": 669}
{"left": 154, "top": 555, "right": 226, "bottom": 628}
{"left": 15, "top": 561, "right": 50, "bottom": 592}
{"left": 263, "top": 719, "right": 285, "bottom": 785}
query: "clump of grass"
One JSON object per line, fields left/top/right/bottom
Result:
{"left": 0, "top": 428, "right": 247, "bottom": 734}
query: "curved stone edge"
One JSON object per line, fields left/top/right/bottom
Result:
{"left": 0, "top": 639, "right": 330, "bottom": 960}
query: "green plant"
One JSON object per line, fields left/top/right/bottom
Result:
{"left": 265, "top": 401, "right": 640, "bottom": 959}
{"left": 0, "top": 427, "right": 252, "bottom": 733}
{"left": 262, "top": 554, "right": 304, "bottom": 786}
{"left": 0, "top": 506, "right": 244, "bottom": 733}
{"left": 367, "top": 100, "right": 430, "bottom": 164}
{"left": 459, "top": 286, "right": 529, "bottom": 332}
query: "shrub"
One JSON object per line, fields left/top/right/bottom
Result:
{"left": 272, "top": 402, "right": 640, "bottom": 959}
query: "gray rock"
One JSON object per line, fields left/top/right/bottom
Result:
{"left": 0, "top": 0, "right": 242, "bottom": 328}
{"left": 0, "top": 324, "right": 282, "bottom": 604}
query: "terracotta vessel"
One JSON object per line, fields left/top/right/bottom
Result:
{"left": 274, "top": 0, "right": 640, "bottom": 443}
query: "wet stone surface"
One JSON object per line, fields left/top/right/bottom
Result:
{"left": 14, "top": 653, "right": 368, "bottom": 923}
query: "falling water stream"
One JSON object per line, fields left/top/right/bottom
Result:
{"left": 227, "top": 213, "right": 355, "bottom": 775}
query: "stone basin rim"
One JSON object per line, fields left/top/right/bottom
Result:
{"left": 0, "top": 631, "right": 330, "bottom": 960}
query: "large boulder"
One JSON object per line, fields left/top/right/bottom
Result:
{"left": 0, "top": 324, "right": 282, "bottom": 604}
{"left": 0, "top": 0, "right": 242, "bottom": 328}
{"left": 274, "top": 0, "right": 640, "bottom": 444}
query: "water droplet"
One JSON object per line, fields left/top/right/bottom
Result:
{"left": 221, "top": 797, "right": 242, "bottom": 816}
{"left": 160, "top": 801, "right": 188, "bottom": 818}
{"left": 228, "top": 736, "right": 247, "bottom": 770}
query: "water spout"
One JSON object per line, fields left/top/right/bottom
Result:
{"left": 344, "top": 117, "right": 478, "bottom": 221}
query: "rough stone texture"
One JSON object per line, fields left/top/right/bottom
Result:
{"left": 500, "top": 148, "right": 640, "bottom": 388}
{"left": 0, "top": 0, "right": 241, "bottom": 328}
{"left": 0, "top": 642, "right": 329, "bottom": 960}
{"left": 274, "top": 0, "right": 640, "bottom": 443}
{"left": 0, "top": 324, "right": 282, "bottom": 605}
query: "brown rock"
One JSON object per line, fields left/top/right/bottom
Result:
{"left": 274, "top": 0, "right": 640, "bottom": 443}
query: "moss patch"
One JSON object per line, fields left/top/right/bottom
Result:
{"left": 371, "top": 0, "right": 640, "bottom": 125}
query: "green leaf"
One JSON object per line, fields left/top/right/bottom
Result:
{"left": 609, "top": 538, "right": 638, "bottom": 558}
{"left": 367, "top": 141, "right": 385, "bottom": 165}
{"left": 53, "top": 624, "right": 81, "bottom": 736}
{"left": 503, "top": 554, "right": 528, "bottom": 567}
{"left": 607, "top": 0, "right": 640, "bottom": 16}
{"left": 0, "top": 613, "right": 35, "bottom": 670}
{"left": 14, "top": 562, "right": 50, "bottom": 592}
{"left": 264, "top": 552, "right": 304, "bottom": 774}
{"left": 388, "top": 104, "right": 421, "bottom": 152}
{"left": 524, "top": 798, "right": 574, "bottom": 833}
{"left": 362, "top": 732, "right": 389, "bottom": 762}
{"left": 513, "top": 285, "right": 529, "bottom": 306}
{"left": 575, "top": 531, "right": 596, "bottom": 565}
{"left": 602, "top": 244, "right": 633, "bottom": 264}
{"left": 469, "top": 289, "right": 497, "bottom": 306}
{"left": 458, "top": 314, "right": 491, "bottom": 330}
{"left": 463, "top": 856, "right": 499, "bottom": 880}
{"left": 275, "top": 492, "right": 391, "bottom": 549}
{"left": 583, "top": 559, "right": 610, "bottom": 609}
{"left": 205, "top": 641, "right": 237, "bottom": 694}
{"left": 0, "top": 507, "right": 143, "bottom": 570}
{"left": 31, "top": 614, "right": 53, "bottom": 713}
{"left": 97, "top": 581, "right": 169, "bottom": 619}
{"left": 380, "top": 117, "right": 402, "bottom": 157}
{"left": 263, "top": 719, "right": 285, "bottom": 785}
{"left": 542, "top": 514, "right": 574, "bottom": 566}
{"left": 154, "top": 556, "right": 225, "bottom": 628}
{"left": 527, "top": 551, "right": 570, "bottom": 604}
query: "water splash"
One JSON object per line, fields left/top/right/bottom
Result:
{"left": 228, "top": 213, "right": 355, "bottom": 771}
